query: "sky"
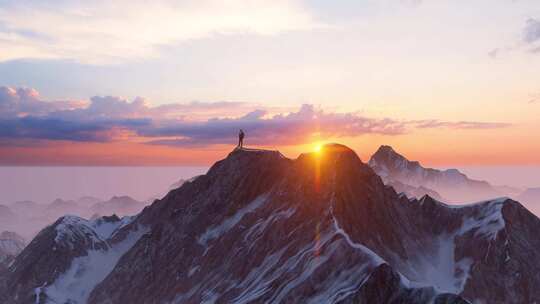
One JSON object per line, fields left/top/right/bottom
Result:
{"left": 1, "top": 0, "right": 540, "bottom": 167}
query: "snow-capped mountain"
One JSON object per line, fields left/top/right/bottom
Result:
{"left": 0, "top": 231, "right": 26, "bottom": 269}
{"left": 2, "top": 144, "right": 540, "bottom": 303}
{"left": 0, "top": 214, "right": 143, "bottom": 304}
{"left": 368, "top": 145, "right": 502, "bottom": 202}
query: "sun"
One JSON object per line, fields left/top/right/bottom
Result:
{"left": 313, "top": 142, "right": 324, "bottom": 153}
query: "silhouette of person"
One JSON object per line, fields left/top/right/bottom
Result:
{"left": 238, "top": 129, "right": 245, "bottom": 149}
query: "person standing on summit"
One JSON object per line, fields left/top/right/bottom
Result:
{"left": 238, "top": 129, "right": 245, "bottom": 149}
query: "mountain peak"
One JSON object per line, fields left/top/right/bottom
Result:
{"left": 376, "top": 144, "right": 397, "bottom": 154}
{"left": 219, "top": 147, "right": 287, "bottom": 172}
{"left": 368, "top": 145, "right": 412, "bottom": 176}
{"left": 297, "top": 143, "right": 362, "bottom": 164}
{"left": 319, "top": 143, "right": 357, "bottom": 156}
{"left": 229, "top": 146, "right": 282, "bottom": 155}
{"left": 368, "top": 145, "right": 501, "bottom": 202}
{"left": 371, "top": 145, "right": 406, "bottom": 162}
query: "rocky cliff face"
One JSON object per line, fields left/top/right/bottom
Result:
{"left": 2, "top": 144, "right": 540, "bottom": 304}
{"left": 368, "top": 145, "right": 501, "bottom": 202}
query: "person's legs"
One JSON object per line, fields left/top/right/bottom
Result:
{"left": 240, "top": 138, "right": 243, "bottom": 148}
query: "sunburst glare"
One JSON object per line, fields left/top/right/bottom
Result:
{"left": 313, "top": 142, "right": 324, "bottom": 154}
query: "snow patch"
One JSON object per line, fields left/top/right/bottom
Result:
{"left": 243, "top": 207, "right": 296, "bottom": 246}
{"left": 44, "top": 224, "right": 148, "bottom": 304}
{"left": 54, "top": 215, "right": 135, "bottom": 249}
{"left": 188, "top": 265, "right": 200, "bottom": 277}
{"left": 331, "top": 209, "right": 385, "bottom": 266}
{"left": 457, "top": 200, "right": 506, "bottom": 240}
{"left": 399, "top": 235, "right": 473, "bottom": 294}
{"left": 198, "top": 194, "right": 269, "bottom": 246}
{"left": 34, "top": 282, "right": 46, "bottom": 304}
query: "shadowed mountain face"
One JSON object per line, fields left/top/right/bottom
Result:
{"left": 368, "top": 145, "right": 502, "bottom": 203}
{"left": 1, "top": 144, "right": 540, "bottom": 304}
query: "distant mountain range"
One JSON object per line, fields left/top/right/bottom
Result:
{"left": 0, "top": 195, "right": 146, "bottom": 239}
{"left": 89, "top": 196, "right": 144, "bottom": 218}
{"left": 368, "top": 145, "right": 534, "bottom": 205}
{"left": 1, "top": 144, "right": 539, "bottom": 303}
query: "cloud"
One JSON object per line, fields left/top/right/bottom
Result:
{"left": 488, "top": 48, "right": 499, "bottom": 59}
{"left": 523, "top": 18, "right": 540, "bottom": 44}
{"left": 0, "top": 0, "right": 323, "bottom": 64}
{"left": 144, "top": 104, "right": 407, "bottom": 147}
{"left": 49, "top": 95, "right": 253, "bottom": 122}
{"left": 491, "top": 18, "right": 540, "bottom": 57}
{"left": 528, "top": 92, "right": 540, "bottom": 104}
{"left": 0, "top": 86, "right": 513, "bottom": 147}
{"left": 0, "top": 116, "right": 147, "bottom": 142}
{"left": 0, "top": 86, "right": 85, "bottom": 118}
{"left": 530, "top": 46, "right": 540, "bottom": 54}
{"left": 410, "top": 120, "right": 512, "bottom": 129}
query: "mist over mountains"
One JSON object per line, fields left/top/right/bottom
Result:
{"left": 0, "top": 196, "right": 146, "bottom": 239}
{"left": 0, "top": 144, "right": 539, "bottom": 304}
{"left": 368, "top": 145, "right": 539, "bottom": 213}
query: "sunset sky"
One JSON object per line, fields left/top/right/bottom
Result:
{"left": 1, "top": 0, "right": 540, "bottom": 166}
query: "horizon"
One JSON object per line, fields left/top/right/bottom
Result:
{"left": 1, "top": 150, "right": 539, "bottom": 205}
{"left": 1, "top": 141, "right": 540, "bottom": 204}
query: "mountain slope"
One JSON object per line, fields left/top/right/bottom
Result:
{"left": 3, "top": 144, "right": 540, "bottom": 304}
{"left": 368, "top": 145, "right": 501, "bottom": 202}
{"left": 88, "top": 145, "right": 538, "bottom": 303}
